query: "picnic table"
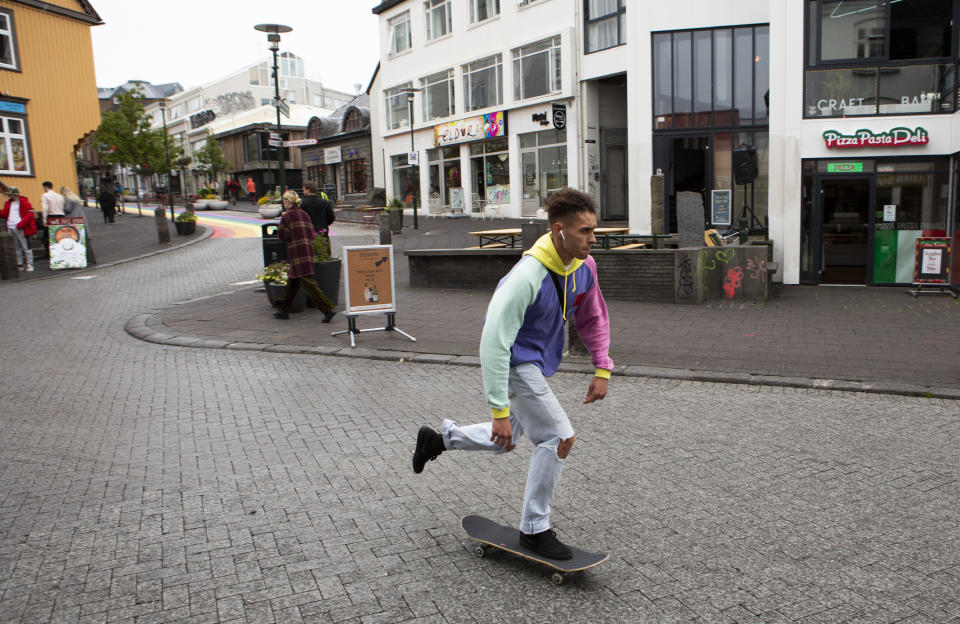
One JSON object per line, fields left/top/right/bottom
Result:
{"left": 468, "top": 228, "right": 522, "bottom": 248}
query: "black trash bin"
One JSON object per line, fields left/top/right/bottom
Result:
{"left": 261, "top": 221, "right": 286, "bottom": 267}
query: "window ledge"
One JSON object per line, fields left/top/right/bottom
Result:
{"left": 516, "top": 0, "right": 549, "bottom": 12}
{"left": 467, "top": 14, "right": 501, "bottom": 31}
{"left": 425, "top": 32, "right": 454, "bottom": 47}
{"left": 387, "top": 48, "right": 414, "bottom": 61}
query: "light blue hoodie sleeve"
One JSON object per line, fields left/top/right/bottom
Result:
{"left": 479, "top": 257, "right": 545, "bottom": 418}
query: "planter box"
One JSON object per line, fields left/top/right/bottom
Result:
{"left": 193, "top": 201, "right": 209, "bottom": 211}
{"left": 306, "top": 259, "right": 342, "bottom": 307}
{"left": 174, "top": 221, "right": 196, "bottom": 235}
{"left": 258, "top": 205, "right": 282, "bottom": 219}
{"left": 264, "top": 281, "right": 306, "bottom": 312}
{"left": 207, "top": 200, "right": 229, "bottom": 210}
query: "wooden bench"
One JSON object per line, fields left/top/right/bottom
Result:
{"left": 465, "top": 242, "right": 508, "bottom": 249}
{"left": 610, "top": 243, "right": 646, "bottom": 250}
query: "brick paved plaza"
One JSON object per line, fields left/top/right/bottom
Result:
{"left": 0, "top": 236, "right": 957, "bottom": 623}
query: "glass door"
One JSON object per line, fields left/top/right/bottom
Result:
{"left": 521, "top": 150, "right": 539, "bottom": 217}
{"left": 817, "top": 177, "right": 873, "bottom": 284}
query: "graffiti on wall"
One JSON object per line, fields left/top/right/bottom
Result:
{"left": 698, "top": 248, "right": 767, "bottom": 300}
{"left": 205, "top": 91, "right": 257, "bottom": 116}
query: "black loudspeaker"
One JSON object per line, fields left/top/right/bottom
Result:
{"left": 732, "top": 144, "right": 758, "bottom": 185}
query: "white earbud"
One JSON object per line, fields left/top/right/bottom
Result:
{"left": 559, "top": 230, "right": 566, "bottom": 241}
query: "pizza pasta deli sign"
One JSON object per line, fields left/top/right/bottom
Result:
{"left": 823, "top": 127, "right": 929, "bottom": 149}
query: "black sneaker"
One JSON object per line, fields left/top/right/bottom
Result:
{"left": 322, "top": 310, "right": 336, "bottom": 323}
{"left": 412, "top": 426, "right": 444, "bottom": 474}
{"left": 273, "top": 311, "right": 290, "bottom": 319}
{"left": 519, "top": 529, "right": 572, "bottom": 560}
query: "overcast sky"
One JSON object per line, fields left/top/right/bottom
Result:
{"left": 91, "top": 0, "right": 381, "bottom": 95}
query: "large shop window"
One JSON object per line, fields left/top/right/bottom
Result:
{"left": 425, "top": 0, "right": 452, "bottom": 41}
{"left": 512, "top": 36, "right": 562, "bottom": 101}
{"left": 243, "top": 132, "right": 289, "bottom": 163}
{"left": 463, "top": 54, "right": 503, "bottom": 112}
{"left": 385, "top": 83, "right": 413, "bottom": 130}
{"left": 388, "top": 11, "right": 412, "bottom": 56}
{"left": 519, "top": 130, "right": 567, "bottom": 217}
{"left": 1, "top": 9, "right": 19, "bottom": 71}
{"left": 392, "top": 154, "right": 420, "bottom": 207}
{"left": 653, "top": 25, "right": 769, "bottom": 129}
{"left": 344, "top": 159, "right": 368, "bottom": 194}
{"left": 470, "top": 137, "right": 509, "bottom": 203}
{"left": 427, "top": 146, "right": 462, "bottom": 206}
{"left": 420, "top": 69, "right": 455, "bottom": 121}
{"left": 585, "top": 0, "right": 625, "bottom": 53}
{"left": 805, "top": 0, "right": 957, "bottom": 117}
{"left": 0, "top": 112, "right": 30, "bottom": 174}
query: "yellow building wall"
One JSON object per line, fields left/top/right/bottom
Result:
{"left": 0, "top": 1, "right": 100, "bottom": 203}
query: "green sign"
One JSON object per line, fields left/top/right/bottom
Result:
{"left": 827, "top": 162, "right": 864, "bottom": 173}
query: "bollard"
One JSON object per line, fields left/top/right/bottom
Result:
{"left": 521, "top": 221, "right": 545, "bottom": 251}
{"left": 0, "top": 231, "right": 20, "bottom": 280}
{"left": 155, "top": 207, "right": 170, "bottom": 244}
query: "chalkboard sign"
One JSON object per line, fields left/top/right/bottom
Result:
{"left": 711, "top": 190, "right": 732, "bottom": 226}
{"left": 912, "top": 237, "right": 951, "bottom": 284}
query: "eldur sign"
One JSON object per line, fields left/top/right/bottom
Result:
{"left": 823, "top": 127, "right": 929, "bottom": 149}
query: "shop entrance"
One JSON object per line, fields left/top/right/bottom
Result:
{"left": 817, "top": 177, "right": 872, "bottom": 284}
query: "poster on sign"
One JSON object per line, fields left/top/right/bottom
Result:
{"left": 343, "top": 245, "right": 395, "bottom": 314}
{"left": 912, "top": 238, "right": 950, "bottom": 284}
{"left": 48, "top": 216, "right": 87, "bottom": 269}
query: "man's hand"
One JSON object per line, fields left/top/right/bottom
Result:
{"left": 583, "top": 377, "right": 608, "bottom": 404}
{"left": 490, "top": 417, "right": 515, "bottom": 451}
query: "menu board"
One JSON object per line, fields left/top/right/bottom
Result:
{"left": 343, "top": 245, "right": 395, "bottom": 313}
{"left": 48, "top": 216, "right": 87, "bottom": 269}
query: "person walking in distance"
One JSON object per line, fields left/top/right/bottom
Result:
{"left": 246, "top": 177, "right": 256, "bottom": 204}
{"left": 1, "top": 186, "right": 37, "bottom": 271}
{"left": 99, "top": 174, "right": 117, "bottom": 223}
{"left": 411, "top": 188, "right": 613, "bottom": 560}
{"left": 40, "top": 181, "right": 65, "bottom": 227}
{"left": 272, "top": 190, "right": 337, "bottom": 322}
{"left": 301, "top": 180, "right": 336, "bottom": 237}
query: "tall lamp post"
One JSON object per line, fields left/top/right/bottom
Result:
{"left": 402, "top": 87, "right": 421, "bottom": 229}
{"left": 254, "top": 23, "right": 292, "bottom": 195}
{"left": 158, "top": 99, "right": 174, "bottom": 223}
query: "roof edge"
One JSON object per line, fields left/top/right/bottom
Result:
{"left": 6, "top": 0, "right": 104, "bottom": 24}
{"left": 371, "top": 0, "right": 407, "bottom": 15}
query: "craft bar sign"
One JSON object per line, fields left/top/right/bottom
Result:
{"left": 823, "top": 127, "right": 929, "bottom": 149}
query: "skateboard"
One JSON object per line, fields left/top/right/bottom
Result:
{"left": 460, "top": 514, "right": 608, "bottom": 585}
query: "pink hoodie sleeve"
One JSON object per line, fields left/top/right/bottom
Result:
{"left": 574, "top": 256, "right": 614, "bottom": 372}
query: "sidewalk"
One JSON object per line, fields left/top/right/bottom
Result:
{"left": 8, "top": 201, "right": 957, "bottom": 397}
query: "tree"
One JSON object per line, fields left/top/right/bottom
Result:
{"left": 194, "top": 132, "right": 232, "bottom": 191}
{"left": 95, "top": 86, "right": 164, "bottom": 216}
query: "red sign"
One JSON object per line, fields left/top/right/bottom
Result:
{"left": 823, "top": 127, "right": 929, "bottom": 149}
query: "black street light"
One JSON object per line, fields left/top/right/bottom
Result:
{"left": 401, "top": 87, "right": 421, "bottom": 229}
{"left": 254, "top": 23, "right": 292, "bottom": 195}
{"left": 158, "top": 99, "right": 174, "bottom": 223}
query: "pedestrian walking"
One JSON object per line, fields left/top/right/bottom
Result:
{"left": 272, "top": 190, "right": 337, "bottom": 322}
{"left": 41, "top": 181, "right": 65, "bottom": 227}
{"left": 99, "top": 174, "right": 117, "bottom": 223}
{"left": 1, "top": 186, "right": 37, "bottom": 271}
{"left": 411, "top": 188, "right": 613, "bottom": 560}
{"left": 226, "top": 178, "right": 240, "bottom": 206}
{"left": 246, "top": 177, "right": 256, "bottom": 204}
{"left": 301, "top": 180, "right": 335, "bottom": 236}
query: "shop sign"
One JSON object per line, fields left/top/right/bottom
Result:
{"left": 324, "top": 146, "right": 342, "bottom": 164}
{"left": 826, "top": 162, "right": 864, "bottom": 173}
{"left": 47, "top": 217, "right": 87, "bottom": 270}
{"left": 823, "top": 127, "right": 929, "bottom": 149}
{"left": 283, "top": 138, "right": 317, "bottom": 147}
{"left": 434, "top": 111, "right": 506, "bottom": 147}
{"left": 552, "top": 103, "right": 566, "bottom": 130}
{"left": 190, "top": 109, "right": 216, "bottom": 129}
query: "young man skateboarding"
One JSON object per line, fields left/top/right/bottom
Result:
{"left": 413, "top": 188, "right": 612, "bottom": 560}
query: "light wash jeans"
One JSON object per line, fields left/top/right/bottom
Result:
{"left": 12, "top": 228, "right": 33, "bottom": 268}
{"left": 442, "top": 362, "right": 575, "bottom": 535}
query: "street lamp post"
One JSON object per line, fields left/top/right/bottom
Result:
{"left": 254, "top": 23, "right": 292, "bottom": 196}
{"left": 158, "top": 99, "right": 174, "bottom": 223}
{"left": 403, "top": 88, "right": 421, "bottom": 229}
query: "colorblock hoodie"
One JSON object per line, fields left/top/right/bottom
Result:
{"left": 479, "top": 232, "right": 614, "bottom": 419}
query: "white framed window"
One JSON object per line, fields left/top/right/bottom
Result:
{"left": 425, "top": 0, "right": 452, "bottom": 40}
{"left": 512, "top": 36, "right": 562, "bottom": 100}
{"left": 287, "top": 90, "right": 296, "bottom": 104}
{"left": 470, "top": 0, "right": 500, "bottom": 23}
{"left": 188, "top": 97, "right": 202, "bottom": 112}
{"left": 420, "top": 69, "right": 455, "bottom": 120}
{"left": 0, "top": 9, "right": 18, "bottom": 71}
{"left": 463, "top": 54, "right": 502, "bottom": 111}
{"left": 388, "top": 11, "right": 412, "bottom": 55}
{"left": 0, "top": 112, "right": 31, "bottom": 174}
{"left": 385, "top": 82, "right": 414, "bottom": 130}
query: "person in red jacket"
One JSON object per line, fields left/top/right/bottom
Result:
{"left": 1, "top": 186, "right": 37, "bottom": 271}
{"left": 273, "top": 190, "right": 337, "bottom": 321}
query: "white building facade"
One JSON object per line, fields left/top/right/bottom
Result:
{"left": 372, "top": 0, "right": 960, "bottom": 287}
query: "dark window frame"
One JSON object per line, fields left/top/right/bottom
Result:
{"left": 583, "top": 0, "right": 625, "bottom": 54}
{"left": 343, "top": 158, "right": 368, "bottom": 194}
{"left": 0, "top": 106, "right": 32, "bottom": 176}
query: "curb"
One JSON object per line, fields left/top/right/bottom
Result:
{"left": 125, "top": 293, "right": 960, "bottom": 402}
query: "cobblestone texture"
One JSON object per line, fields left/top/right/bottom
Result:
{"left": 0, "top": 237, "right": 957, "bottom": 623}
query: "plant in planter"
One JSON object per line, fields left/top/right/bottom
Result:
{"left": 257, "top": 192, "right": 282, "bottom": 219}
{"left": 385, "top": 196, "right": 403, "bottom": 233}
{"left": 310, "top": 231, "right": 341, "bottom": 307}
{"left": 174, "top": 210, "right": 198, "bottom": 235}
{"left": 257, "top": 261, "right": 306, "bottom": 312}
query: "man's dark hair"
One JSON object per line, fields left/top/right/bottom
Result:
{"left": 303, "top": 180, "right": 319, "bottom": 194}
{"left": 42, "top": 181, "right": 53, "bottom": 189}
{"left": 545, "top": 188, "right": 596, "bottom": 225}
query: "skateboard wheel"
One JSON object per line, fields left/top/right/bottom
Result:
{"left": 474, "top": 545, "right": 487, "bottom": 558}
{"left": 551, "top": 572, "right": 565, "bottom": 585}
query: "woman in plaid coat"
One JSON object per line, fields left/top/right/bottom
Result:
{"left": 273, "top": 190, "right": 337, "bottom": 321}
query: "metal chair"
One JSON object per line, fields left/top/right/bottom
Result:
{"left": 471, "top": 192, "right": 487, "bottom": 219}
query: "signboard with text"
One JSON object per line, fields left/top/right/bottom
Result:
{"left": 823, "top": 127, "right": 929, "bottom": 149}
{"left": 912, "top": 237, "right": 951, "bottom": 285}
{"left": 343, "top": 245, "right": 396, "bottom": 314}
{"left": 434, "top": 111, "right": 506, "bottom": 147}
{"left": 710, "top": 190, "right": 731, "bottom": 226}
{"left": 324, "top": 146, "right": 342, "bottom": 164}
{"left": 47, "top": 217, "right": 87, "bottom": 270}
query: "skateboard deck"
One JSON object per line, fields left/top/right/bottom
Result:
{"left": 460, "top": 514, "right": 608, "bottom": 584}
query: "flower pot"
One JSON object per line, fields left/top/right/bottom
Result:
{"left": 306, "top": 259, "right": 342, "bottom": 308}
{"left": 258, "top": 205, "right": 282, "bottom": 219}
{"left": 174, "top": 221, "right": 196, "bottom": 235}
{"left": 264, "top": 281, "right": 306, "bottom": 313}
{"left": 207, "top": 200, "right": 229, "bottom": 210}
{"left": 193, "top": 201, "right": 209, "bottom": 211}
